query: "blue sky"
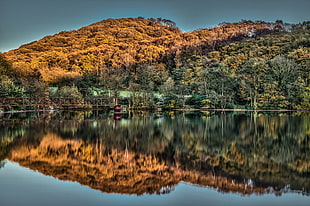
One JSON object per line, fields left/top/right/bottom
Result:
{"left": 0, "top": 0, "right": 309, "bottom": 52}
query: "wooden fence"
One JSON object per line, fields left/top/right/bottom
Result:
{"left": 0, "top": 97, "right": 120, "bottom": 110}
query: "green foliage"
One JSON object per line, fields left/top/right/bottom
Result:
{"left": 52, "top": 85, "right": 83, "bottom": 98}
{"left": 298, "top": 87, "right": 310, "bottom": 110}
{"left": 185, "top": 95, "right": 211, "bottom": 109}
{"left": 163, "top": 94, "right": 182, "bottom": 109}
{"left": 128, "top": 92, "right": 156, "bottom": 109}
{"left": 0, "top": 54, "right": 27, "bottom": 98}
{"left": 0, "top": 75, "right": 27, "bottom": 98}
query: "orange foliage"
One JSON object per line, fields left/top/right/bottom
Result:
{"left": 4, "top": 18, "right": 282, "bottom": 83}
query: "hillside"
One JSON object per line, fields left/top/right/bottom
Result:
{"left": 1, "top": 17, "right": 310, "bottom": 110}
{"left": 4, "top": 18, "right": 279, "bottom": 79}
{"left": 5, "top": 18, "right": 182, "bottom": 80}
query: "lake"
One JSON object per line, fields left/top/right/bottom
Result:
{"left": 0, "top": 110, "right": 309, "bottom": 206}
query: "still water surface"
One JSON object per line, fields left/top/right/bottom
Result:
{"left": 0, "top": 111, "right": 309, "bottom": 206}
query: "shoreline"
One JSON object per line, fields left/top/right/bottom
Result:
{"left": 1, "top": 107, "right": 309, "bottom": 114}
{"left": 172, "top": 108, "right": 310, "bottom": 112}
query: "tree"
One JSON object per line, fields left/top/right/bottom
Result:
{"left": 204, "top": 65, "right": 236, "bottom": 108}
{"left": 237, "top": 58, "right": 268, "bottom": 109}
{"left": 0, "top": 75, "right": 27, "bottom": 98}
{"left": 298, "top": 87, "right": 310, "bottom": 110}
{"left": 160, "top": 77, "right": 175, "bottom": 95}
{"left": 0, "top": 54, "right": 27, "bottom": 98}
{"left": 52, "top": 85, "right": 83, "bottom": 98}
{"left": 0, "top": 53, "right": 13, "bottom": 77}
{"left": 268, "top": 56, "right": 304, "bottom": 108}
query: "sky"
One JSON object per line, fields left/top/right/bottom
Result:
{"left": 0, "top": 0, "right": 309, "bottom": 52}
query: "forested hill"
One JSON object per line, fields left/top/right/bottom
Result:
{"left": 1, "top": 17, "right": 310, "bottom": 110}
{"left": 4, "top": 17, "right": 282, "bottom": 77}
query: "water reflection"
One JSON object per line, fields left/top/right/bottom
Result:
{"left": 0, "top": 111, "right": 309, "bottom": 196}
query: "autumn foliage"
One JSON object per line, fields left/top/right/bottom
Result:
{"left": 2, "top": 17, "right": 310, "bottom": 109}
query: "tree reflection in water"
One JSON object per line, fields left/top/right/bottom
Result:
{"left": 0, "top": 111, "right": 309, "bottom": 196}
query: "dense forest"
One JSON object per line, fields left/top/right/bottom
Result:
{"left": 1, "top": 17, "right": 309, "bottom": 110}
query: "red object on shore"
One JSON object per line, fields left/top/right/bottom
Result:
{"left": 114, "top": 105, "right": 121, "bottom": 112}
